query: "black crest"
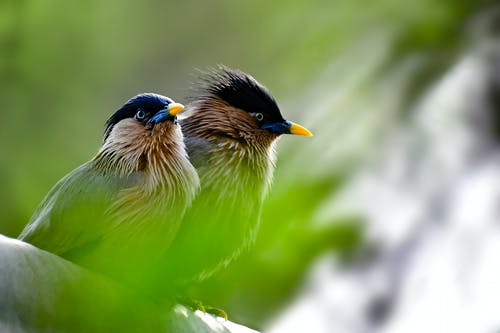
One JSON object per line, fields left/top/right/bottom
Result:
{"left": 103, "top": 93, "right": 173, "bottom": 142}
{"left": 193, "top": 66, "right": 285, "bottom": 123}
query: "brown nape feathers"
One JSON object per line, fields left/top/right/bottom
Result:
{"left": 181, "top": 98, "right": 279, "bottom": 147}
{"left": 18, "top": 93, "right": 199, "bottom": 286}
{"left": 95, "top": 117, "right": 197, "bottom": 199}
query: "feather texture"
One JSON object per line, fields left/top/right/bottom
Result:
{"left": 151, "top": 72, "right": 282, "bottom": 290}
{"left": 20, "top": 113, "right": 199, "bottom": 285}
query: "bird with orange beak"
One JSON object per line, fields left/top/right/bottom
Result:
{"left": 150, "top": 67, "right": 312, "bottom": 298}
{"left": 19, "top": 93, "right": 199, "bottom": 285}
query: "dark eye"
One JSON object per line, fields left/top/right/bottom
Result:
{"left": 255, "top": 113, "right": 264, "bottom": 121}
{"left": 135, "top": 109, "right": 146, "bottom": 121}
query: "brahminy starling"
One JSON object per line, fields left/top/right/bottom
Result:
{"left": 151, "top": 67, "right": 312, "bottom": 296}
{"left": 19, "top": 93, "right": 199, "bottom": 284}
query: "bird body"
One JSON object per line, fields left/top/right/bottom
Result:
{"left": 151, "top": 68, "right": 312, "bottom": 291}
{"left": 174, "top": 105, "right": 277, "bottom": 280}
{"left": 19, "top": 94, "right": 199, "bottom": 284}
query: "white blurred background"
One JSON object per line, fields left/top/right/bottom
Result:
{"left": 268, "top": 8, "right": 500, "bottom": 333}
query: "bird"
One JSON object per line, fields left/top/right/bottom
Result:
{"left": 18, "top": 93, "right": 200, "bottom": 285}
{"left": 148, "top": 67, "right": 313, "bottom": 297}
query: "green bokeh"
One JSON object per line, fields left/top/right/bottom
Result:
{"left": 0, "top": 0, "right": 495, "bottom": 330}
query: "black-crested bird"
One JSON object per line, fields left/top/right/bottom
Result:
{"left": 150, "top": 67, "right": 312, "bottom": 296}
{"left": 19, "top": 93, "right": 199, "bottom": 284}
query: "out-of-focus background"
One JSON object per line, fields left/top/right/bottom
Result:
{"left": 2, "top": 0, "right": 500, "bottom": 332}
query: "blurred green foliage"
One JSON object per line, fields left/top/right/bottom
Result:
{"left": 0, "top": 0, "right": 496, "bottom": 330}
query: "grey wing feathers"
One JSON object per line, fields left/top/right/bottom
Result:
{"left": 19, "top": 162, "right": 135, "bottom": 257}
{"left": 184, "top": 136, "right": 214, "bottom": 169}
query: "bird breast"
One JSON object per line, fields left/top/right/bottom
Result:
{"left": 94, "top": 119, "right": 199, "bottom": 233}
{"left": 78, "top": 120, "right": 199, "bottom": 279}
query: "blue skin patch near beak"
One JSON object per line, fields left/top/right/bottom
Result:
{"left": 261, "top": 121, "right": 292, "bottom": 134}
{"left": 146, "top": 108, "right": 172, "bottom": 126}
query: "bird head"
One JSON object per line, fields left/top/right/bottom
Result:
{"left": 103, "top": 93, "right": 184, "bottom": 143}
{"left": 185, "top": 67, "right": 312, "bottom": 145}
{"left": 94, "top": 93, "right": 187, "bottom": 177}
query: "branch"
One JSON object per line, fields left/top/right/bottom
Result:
{"left": 0, "top": 235, "right": 258, "bottom": 333}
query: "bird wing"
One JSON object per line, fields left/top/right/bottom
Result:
{"left": 18, "top": 162, "right": 136, "bottom": 257}
{"left": 184, "top": 135, "right": 214, "bottom": 169}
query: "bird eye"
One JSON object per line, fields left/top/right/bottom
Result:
{"left": 135, "top": 109, "right": 146, "bottom": 121}
{"left": 255, "top": 113, "right": 264, "bottom": 121}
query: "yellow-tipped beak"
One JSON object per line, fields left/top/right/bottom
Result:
{"left": 289, "top": 122, "right": 313, "bottom": 137}
{"left": 167, "top": 102, "right": 185, "bottom": 116}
